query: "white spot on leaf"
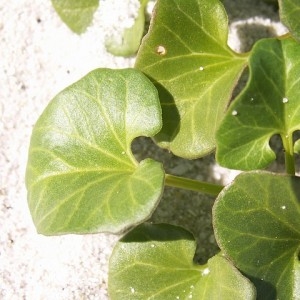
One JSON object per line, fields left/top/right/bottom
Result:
{"left": 202, "top": 267, "right": 210, "bottom": 276}
{"left": 281, "top": 205, "right": 286, "bottom": 210}
{"left": 156, "top": 45, "right": 167, "bottom": 55}
{"left": 199, "top": 66, "right": 204, "bottom": 71}
{"left": 130, "top": 287, "right": 135, "bottom": 294}
{"left": 282, "top": 97, "right": 288, "bottom": 103}
{"left": 232, "top": 110, "right": 238, "bottom": 116}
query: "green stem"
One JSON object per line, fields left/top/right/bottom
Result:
{"left": 165, "top": 174, "right": 224, "bottom": 196}
{"left": 281, "top": 133, "right": 295, "bottom": 175}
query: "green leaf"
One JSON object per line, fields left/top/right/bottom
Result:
{"left": 26, "top": 68, "right": 164, "bottom": 235}
{"left": 213, "top": 171, "right": 300, "bottom": 300}
{"left": 51, "top": 0, "right": 99, "bottom": 34}
{"left": 295, "top": 137, "right": 300, "bottom": 154}
{"left": 109, "top": 223, "right": 256, "bottom": 300}
{"left": 105, "top": 0, "right": 149, "bottom": 57}
{"left": 216, "top": 37, "right": 300, "bottom": 170}
{"left": 279, "top": 0, "right": 300, "bottom": 42}
{"left": 135, "top": 0, "right": 247, "bottom": 159}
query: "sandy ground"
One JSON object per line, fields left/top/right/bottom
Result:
{"left": 0, "top": 0, "right": 287, "bottom": 299}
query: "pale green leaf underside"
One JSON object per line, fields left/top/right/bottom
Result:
{"left": 105, "top": 0, "right": 149, "bottom": 57}
{"left": 216, "top": 37, "right": 300, "bottom": 170}
{"left": 213, "top": 171, "right": 300, "bottom": 300}
{"left": 51, "top": 0, "right": 99, "bottom": 34}
{"left": 279, "top": 0, "right": 300, "bottom": 42}
{"left": 135, "top": 0, "right": 247, "bottom": 159}
{"left": 109, "top": 223, "right": 256, "bottom": 300}
{"left": 26, "top": 68, "right": 164, "bottom": 235}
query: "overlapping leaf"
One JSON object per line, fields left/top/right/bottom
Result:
{"left": 279, "top": 0, "right": 300, "bottom": 42}
{"left": 216, "top": 37, "right": 300, "bottom": 170}
{"left": 26, "top": 68, "right": 164, "bottom": 235}
{"left": 51, "top": 0, "right": 99, "bottom": 34}
{"left": 135, "top": 0, "right": 247, "bottom": 159}
{"left": 213, "top": 171, "right": 300, "bottom": 299}
{"left": 109, "top": 223, "right": 256, "bottom": 300}
{"left": 105, "top": 0, "right": 149, "bottom": 57}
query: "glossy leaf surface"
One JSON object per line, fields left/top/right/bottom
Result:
{"left": 279, "top": 0, "right": 300, "bottom": 42}
{"left": 109, "top": 223, "right": 256, "bottom": 300}
{"left": 216, "top": 37, "right": 300, "bottom": 170}
{"left": 135, "top": 0, "right": 247, "bottom": 158}
{"left": 213, "top": 171, "right": 300, "bottom": 300}
{"left": 26, "top": 68, "right": 164, "bottom": 235}
{"left": 105, "top": 0, "right": 149, "bottom": 57}
{"left": 51, "top": 0, "right": 99, "bottom": 34}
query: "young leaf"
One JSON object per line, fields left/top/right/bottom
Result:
{"left": 26, "top": 68, "right": 164, "bottom": 235}
{"left": 105, "top": 0, "right": 149, "bottom": 57}
{"left": 213, "top": 171, "right": 300, "bottom": 300}
{"left": 135, "top": 0, "right": 247, "bottom": 159}
{"left": 295, "top": 137, "right": 300, "bottom": 154}
{"left": 216, "top": 37, "right": 300, "bottom": 170}
{"left": 109, "top": 223, "right": 256, "bottom": 300}
{"left": 51, "top": 0, "right": 99, "bottom": 34}
{"left": 279, "top": 0, "right": 300, "bottom": 42}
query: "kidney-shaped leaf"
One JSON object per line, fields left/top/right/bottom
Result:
{"left": 26, "top": 68, "right": 164, "bottom": 235}
{"left": 213, "top": 171, "right": 300, "bottom": 300}
{"left": 135, "top": 0, "right": 247, "bottom": 159}
{"left": 279, "top": 0, "right": 300, "bottom": 42}
{"left": 216, "top": 37, "right": 300, "bottom": 170}
{"left": 51, "top": 0, "right": 99, "bottom": 34}
{"left": 109, "top": 223, "right": 256, "bottom": 300}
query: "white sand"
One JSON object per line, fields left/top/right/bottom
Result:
{"left": 0, "top": 0, "right": 286, "bottom": 299}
